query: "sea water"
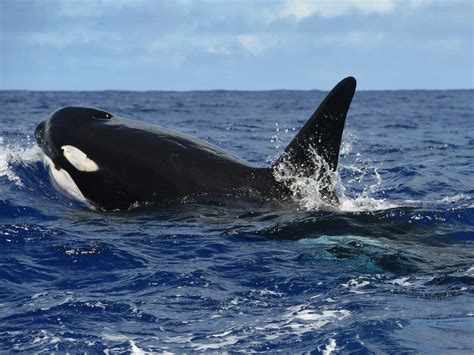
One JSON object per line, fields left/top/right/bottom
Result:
{"left": 0, "top": 89, "right": 473, "bottom": 352}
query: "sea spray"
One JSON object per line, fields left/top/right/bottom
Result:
{"left": 272, "top": 135, "right": 394, "bottom": 212}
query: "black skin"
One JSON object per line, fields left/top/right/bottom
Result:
{"left": 35, "top": 77, "right": 356, "bottom": 211}
{"left": 35, "top": 107, "right": 284, "bottom": 210}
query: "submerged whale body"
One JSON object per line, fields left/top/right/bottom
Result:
{"left": 35, "top": 77, "right": 356, "bottom": 210}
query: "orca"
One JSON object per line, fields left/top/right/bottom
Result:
{"left": 35, "top": 77, "right": 356, "bottom": 210}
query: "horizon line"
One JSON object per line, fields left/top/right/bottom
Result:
{"left": 1, "top": 87, "right": 473, "bottom": 93}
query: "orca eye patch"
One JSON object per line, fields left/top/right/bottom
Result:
{"left": 61, "top": 145, "right": 99, "bottom": 172}
{"left": 92, "top": 111, "right": 112, "bottom": 120}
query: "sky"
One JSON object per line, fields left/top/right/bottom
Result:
{"left": 1, "top": 0, "right": 473, "bottom": 90}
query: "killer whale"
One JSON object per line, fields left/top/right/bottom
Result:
{"left": 35, "top": 77, "right": 356, "bottom": 210}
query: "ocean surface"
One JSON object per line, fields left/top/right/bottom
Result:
{"left": 0, "top": 89, "right": 473, "bottom": 353}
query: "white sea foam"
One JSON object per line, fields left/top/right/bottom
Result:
{"left": 0, "top": 139, "right": 23, "bottom": 187}
{"left": 404, "top": 194, "right": 471, "bottom": 209}
{"left": 322, "top": 338, "right": 337, "bottom": 355}
{"left": 0, "top": 137, "right": 42, "bottom": 187}
{"left": 193, "top": 335, "right": 239, "bottom": 351}
{"left": 298, "top": 234, "right": 383, "bottom": 247}
{"left": 255, "top": 304, "right": 350, "bottom": 336}
{"left": 440, "top": 193, "right": 470, "bottom": 204}
{"left": 338, "top": 194, "right": 395, "bottom": 212}
{"left": 338, "top": 160, "right": 396, "bottom": 211}
{"left": 282, "top": 306, "right": 351, "bottom": 334}
{"left": 390, "top": 277, "right": 412, "bottom": 286}
{"left": 163, "top": 301, "right": 350, "bottom": 350}
{"left": 102, "top": 333, "right": 130, "bottom": 341}
{"left": 341, "top": 278, "right": 371, "bottom": 294}
{"left": 272, "top": 141, "right": 395, "bottom": 212}
{"left": 129, "top": 340, "right": 147, "bottom": 355}
{"left": 32, "top": 329, "right": 76, "bottom": 347}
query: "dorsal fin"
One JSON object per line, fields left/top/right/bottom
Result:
{"left": 273, "top": 76, "right": 356, "bottom": 175}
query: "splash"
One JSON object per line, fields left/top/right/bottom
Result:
{"left": 0, "top": 137, "right": 22, "bottom": 187}
{"left": 0, "top": 136, "right": 42, "bottom": 187}
{"left": 338, "top": 134, "right": 396, "bottom": 211}
{"left": 272, "top": 135, "right": 395, "bottom": 212}
{"left": 338, "top": 163, "right": 395, "bottom": 212}
{"left": 273, "top": 145, "right": 339, "bottom": 210}
{"left": 269, "top": 122, "right": 295, "bottom": 150}
{"left": 267, "top": 122, "right": 296, "bottom": 164}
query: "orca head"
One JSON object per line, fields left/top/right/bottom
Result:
{"left": 35, "top": 106, "right": 112, "bottom": 170}
{"left": 35, "top": 106, "right": 130, "bottom": 209}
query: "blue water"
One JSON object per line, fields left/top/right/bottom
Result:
{"left": 0, "top": 89, "right": 473, "bottom": 353}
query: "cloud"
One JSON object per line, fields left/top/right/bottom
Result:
{"left": 268, "top": 0, "right": 396, "bottom": 21}
{"left": 206, "top": 45, "right": 232, "bottom": 56}
{"left": 25, "top": 30, "right": 118, "bottom": 47}
{"left": 1, "top": 0, "right": 472, "bottom": 89}
{"left": 56, "top": 0, "right": 149, "bottom": 17}
{"left": 237, "top": 34, "right": 279, "bottom": 55}
{"left": 319, "top": 31, "right": 387, "bottom": 47}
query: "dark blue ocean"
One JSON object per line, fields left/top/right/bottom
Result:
{"left": 0, "top": 89, "right": 473, "bottom": 353}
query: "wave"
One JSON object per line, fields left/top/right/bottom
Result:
{"left": 0, "top": 137, "right": 86, "bottom": 215}
{"left": 0, "top": 137, "right": 41, "bottom": 188}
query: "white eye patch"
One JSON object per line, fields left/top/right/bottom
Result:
{"left": 61, "top": 145, "right": 99, "bottom": 172}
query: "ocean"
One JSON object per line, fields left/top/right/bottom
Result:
{"left": 0, "top": 89, "right": 473, "bottom": 353}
